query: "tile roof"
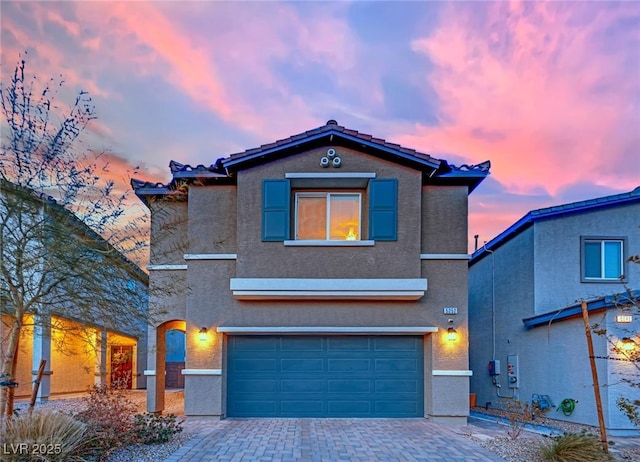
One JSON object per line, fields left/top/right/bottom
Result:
{"left": 221, "top": 120, "right": 442, "bottom": 171}
{"left": 470, "top": 186, "right": 640, "bottom": 264}
{"left": 132, "top": 119, "right": 491, "bottom": 201}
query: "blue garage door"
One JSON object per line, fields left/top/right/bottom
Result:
{"left": 227, "top": 335, "right": 424, "bottom": 417}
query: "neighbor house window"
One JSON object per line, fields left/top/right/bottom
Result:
{"left": 582, "top": 238, "right": 625, "bottom": 281}
{"left": 295, "top": 192, "right": 361, "bottom": 240}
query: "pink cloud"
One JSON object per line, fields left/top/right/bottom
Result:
{"left": 64, "top": 1, "right": 360, "bottom": 139}
{"left": 399, "top": 1, "right": 639, "bottom": 197}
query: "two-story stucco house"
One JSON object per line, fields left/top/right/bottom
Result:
{"left": 133, "top": 120, "right": 490, "bottom": 422}
{"left": 469, "top": 187, "right": 640, "bottom": 436}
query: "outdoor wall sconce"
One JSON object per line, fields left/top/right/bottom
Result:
{"left": 618, "top": 337, "right": 637, "bottom": 352}
{"left": 199, "top": 327, "right": 208, "bottom": 341}
{"left": 447, "top": 319, "right": 458, "bottom": 342}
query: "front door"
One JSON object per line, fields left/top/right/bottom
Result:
{"left": 110, "top": 345, "right": 133, "bottom": 389}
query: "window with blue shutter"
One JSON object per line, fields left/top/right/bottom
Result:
{"left": 369, "top": 179, "right": 398, "bottom": 241}
{"left": 262, "top": 179, "right": 290, "bottom": 241}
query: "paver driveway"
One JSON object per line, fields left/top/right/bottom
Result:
{"left": 165, "top": 418, "right": 504, "bottom": 461}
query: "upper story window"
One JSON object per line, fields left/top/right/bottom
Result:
{"left": 261, "top": 178, "right": 397, "bottom": 243}
{"left": 295, "top": 192, "right": 361, "bottom": 240}
{"left": 582, "top": 237, "right": 625, "bottom": 282}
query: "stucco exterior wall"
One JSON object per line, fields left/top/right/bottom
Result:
{"left": 469, "top": 200, "right": 640, "bottom": 435}
{"left": 150, "top": 201, "right": 188, "bottom": 265}
{"left": 236, "top": 147, "right": 422, "bottom": 279}
{"left": 533, "top": 202, "right": 640, "bottom": 313}
{"left": 469, "top": 227, "right": 535, "bottom": 407}
{"left": 421, "top": 186, "right": 468, "bottom": 254}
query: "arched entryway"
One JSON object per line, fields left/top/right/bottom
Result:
{"left": 146, "top": 319, "right": 185, "bottom": 413}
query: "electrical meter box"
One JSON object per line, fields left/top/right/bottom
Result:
{"left": 488, "top": 360, "right": 500, "bottom": 376}
{"left": 507, "top": 354, "right": 519, "bottom": 388}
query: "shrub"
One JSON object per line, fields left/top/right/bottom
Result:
{"left": 0, "top": 410, "right": 94, "bottom": 461}
{"left": 130, "top": 413, "right": 184, "bottom": 444}
{"left": 503, "top": 398, "right": 533, "bottom": 439}
{"left": 73, "top": 383, "right": 138, "bottom": 460}
{"left": 540, "top": 432, "right": 615, "bottom": 462}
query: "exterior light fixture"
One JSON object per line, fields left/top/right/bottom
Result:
{"left": 199, "top": 327, "right": 208, "bottom": 341}
{"left": 447, "top": 319, "right": 458, "bottom": 342}
{"left": 618, "top": 337, "right": 637, "bottom": 352}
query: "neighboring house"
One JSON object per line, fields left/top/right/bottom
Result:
{"left": 469, "top": 187, "right": 640, "bottom": 436}
{"left": 132, "top": 119, "right": 490, "bottom": 421}
{"left": 0, "top": 180, "right": 149, "bottom": 400}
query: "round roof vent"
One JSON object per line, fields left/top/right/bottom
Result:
{"left": 326, "top": 119, "right": 338, "bottom": 125}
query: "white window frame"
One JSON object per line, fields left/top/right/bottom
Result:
{"left": 294, "top": 192, "right": 362, "bottom": 241}
{"left": 581, "top": 237, "right": 626, "bottom": 282}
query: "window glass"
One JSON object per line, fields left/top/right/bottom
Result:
{"left": 295, "top": 192, "right": 360, "bottom": 240}
{"left": 329, "top": 194, "right": 360, "bottom": 240}
{"left": 584, "top": 241, "right": 601, "bottom": 278}
{"left": 296, "top": 195, "right": 326, "bottom": 240}
{"left": 603, "top": 241, "right": 622, "bottom": 279}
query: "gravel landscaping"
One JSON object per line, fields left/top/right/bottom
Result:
{"left": 14, "top": 392, "right": 640, "bottom": 461}
{"left": 466, "top": 406, "right": 640, "bottom": 462}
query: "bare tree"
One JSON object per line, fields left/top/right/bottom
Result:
{"left": 590, "top": 252, "right": 640, "bottom": 428}
{"left": 0, "top": 53, "right": 153, "bottom": 424}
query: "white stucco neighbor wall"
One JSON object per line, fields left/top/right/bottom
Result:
{"left": 470, "top": 198, "right": 640, "bottom": 436}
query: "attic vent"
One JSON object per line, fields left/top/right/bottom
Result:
{"left": 326, "top": 119, "right": 338, "bottom": 125}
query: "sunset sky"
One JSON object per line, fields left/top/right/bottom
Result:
{"left": 2, "top": 1, "right": 639, "bottom": 257}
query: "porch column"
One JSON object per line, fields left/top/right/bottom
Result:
{"left": 94, "top": 329, "right": 107, "bottom": 386}
{"left": 32, "top": 315, "right": 52, "bottom": 402}
{"left": 146, "top": 325, "right": 166, "bottom": 413}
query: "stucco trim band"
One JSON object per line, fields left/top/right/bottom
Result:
{"left": 229, "top": 278, "right": 428, "bottom": 300}
{"left": 143, "top": 370, "right": 156, "bottom": 376}
{"left": 420, "top": 254, "right": 470, "bottom": 260}
{"left": 184, "top": 254, "right": 238, "bottom": 260}
{"left": 285, "top": 172, "right": 377, "bottom": 188}
{"left": 284, "top": 240, "right": 375, "bottom": 247}
{"left": 217, "top": 326, "right": 438, "bottom": 334}
{"left": 147, "top": 264, "right": 188, "bottom": 271}
{"left": 181, "top": 369, "right": 222, "bottom": 376}
{"left": 432, "top": 370, "right": 473, "bottom": 376}
{"left": 285, "top": 172, "right": 377, "bottom": 179}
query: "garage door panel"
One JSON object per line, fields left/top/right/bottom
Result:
{"left": 328, "top": 379, "right": 371, "bottom": 393}
{"left": 328, "top": 358, "right": 371, "bottom": 372}
{"left": 231, "top": 400, "right": 277, "bottom": 415}
{"left": 231, "top": 336, "right": 277, "bottom": 351}
{"left": 281, "top": 379, "right": 323, "bottom": 393}
{"left": 231, "top": 379, "right": 278, "bottom": 393}
{"left": 281, "top": 337, "right": 323, "bottom": 351}
{"left": 375, "top": 358, "right": 417, "bottom": 372}
{"left": 232, "top": 358, "right": 277, "bottom": 372}
{"left": 328, "top": 401, "right": 371, "bottom": 415}
{"left": 375, "top": 379, "right": 418, "bottom": 393}
{"left": 227, "top": 335, "right": 424, "bottom": 417}
{"left": 281, "top": 358, "right": 323, "bottom": 372}
{"left": 281, "top": 401, "right": 324, "bottom": 415}
{"left": 375, "top": 401, "right": 419, "bottom": 415}
{"left": 375, "top": 336, "right": 419, "bottom": 351}
{"left": 327, "top": 337, "right": 370, "bottom": 350}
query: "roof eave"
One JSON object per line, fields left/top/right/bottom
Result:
{"left": 470, "top": 189, "right": 640, "bottom": 265}
{"left": 221, "top": 129, "right": 441, "bottom": 172}
{"left": 522, "top": 290, "right": 639, "bottom": 329}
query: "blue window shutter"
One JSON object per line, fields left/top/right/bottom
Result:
{"left": 262, "top": 179, "right": 290, "bottom": 241}
{"left": 369, "top": 179, "right": 397, "bottom": 241}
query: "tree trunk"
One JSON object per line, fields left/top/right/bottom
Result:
{"left": 1, "top": 317, "right": 22, "bottom": 425}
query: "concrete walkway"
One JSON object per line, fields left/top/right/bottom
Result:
{"left": 165, "top": 418, "right": 505, "bottom": 462}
